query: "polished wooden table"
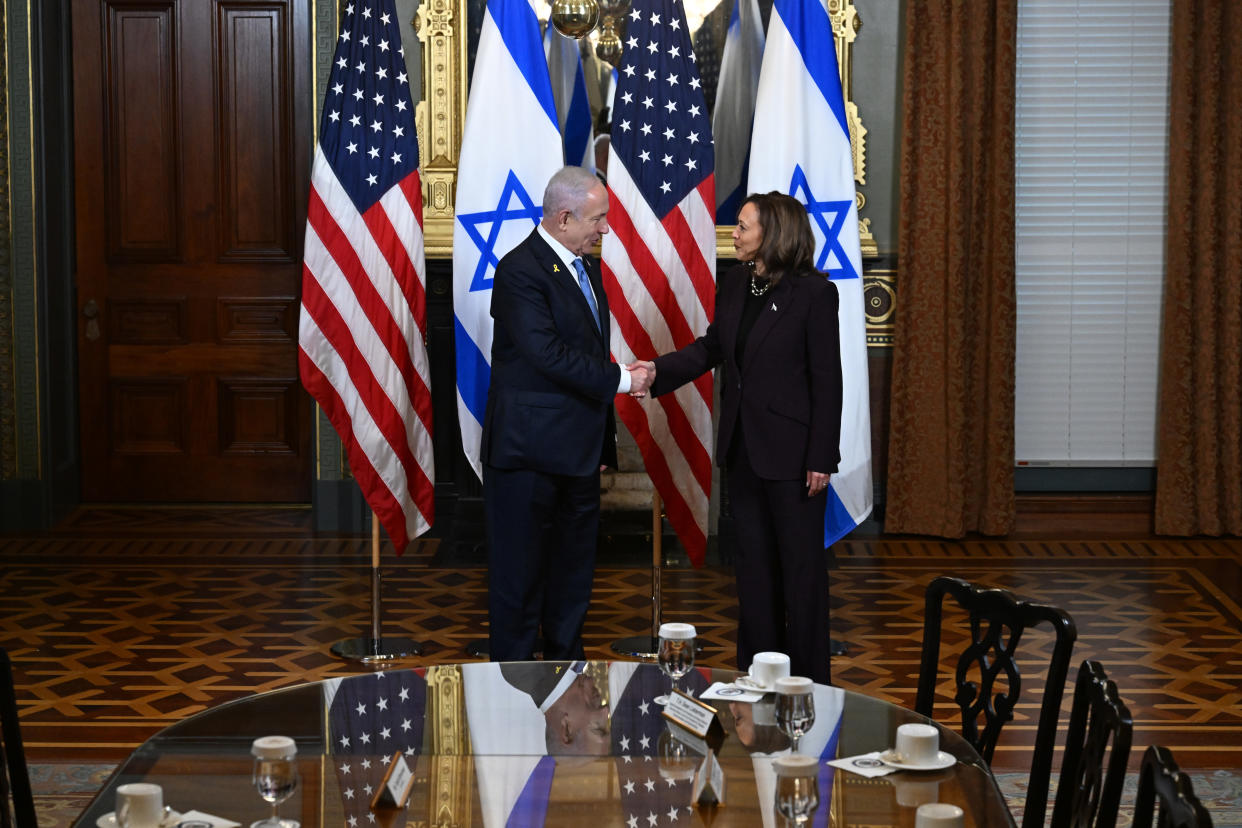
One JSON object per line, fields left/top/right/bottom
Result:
{"left": 73, "top": 662, "right": 1014, "bottom": 827}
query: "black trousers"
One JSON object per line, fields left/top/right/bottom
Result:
{"left": 726, "top": 446, "right": 832, "bottom": 685}
{"left": 483, "top": 464, "right": 599, "bottom": 662}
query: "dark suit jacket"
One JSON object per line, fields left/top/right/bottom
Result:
{"left": 482, "top": 229, "right": 620, "bottom": 476}
{"left": 652, "top": 263, "right": 843, "bottom": 480}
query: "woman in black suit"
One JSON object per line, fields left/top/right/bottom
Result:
{"left": 648, "top": 192, "right": 843, "bottom": 684}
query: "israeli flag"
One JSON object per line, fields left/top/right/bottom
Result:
{"left": 712, "top": 0, "right": 765, "bottom": 224}
{"left": 453, "top": 0, "right": 563, "bottom": 480}
{"left": 544, "top": 26, "right": 593, "bottom": 169}
{"left": 748, "top": 0, "right": 873, "bottom": 545}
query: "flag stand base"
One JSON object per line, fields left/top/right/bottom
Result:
{"left": 329, "top": 514, "right": 422, "bottom": 664}
{"left": 331, "top": 637, "right": 422, "bottom": 663}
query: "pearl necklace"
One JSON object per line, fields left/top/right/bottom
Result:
{"left": 750, "top": 275, "right": 771, "bottom": 296}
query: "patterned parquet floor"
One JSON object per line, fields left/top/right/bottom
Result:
{"left": 2, "top": 507, "right": 1241, "bottom": 820}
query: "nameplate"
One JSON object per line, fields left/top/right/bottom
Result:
{"left": 693, "top": 750, "right": 725, "bottom": 806}
{"left": 371, "top": 751, "right": 415, "bottom": 810}
{"left": 662, "top": 689, "right": 720, "bottom": 740}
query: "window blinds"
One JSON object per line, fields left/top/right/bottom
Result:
{"left": 1014, "top": 0, "right": 1171, "bottom": 465}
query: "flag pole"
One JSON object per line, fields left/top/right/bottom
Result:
{"left": 331, "top": 510, "right": 423, "bottom": 662}
{"left": 610, "top": 489, "right": 663, "bottom": 659}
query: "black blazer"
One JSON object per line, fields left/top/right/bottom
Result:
{"left": 652, "top": 263, "right": 843, "bottom": 480}
{"left": 482, "top": 229, "right": 620, "bottom": 476}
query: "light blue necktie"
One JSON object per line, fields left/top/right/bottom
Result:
{"left": 572, "top": 257, "right": 600, "bottom": 332}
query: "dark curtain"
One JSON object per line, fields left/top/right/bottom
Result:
{"left": 885, "top": 1, "right": 1017, "bottom": 537}
{"left": 1155, "top": 0, "right": 1242, "bottom": 536}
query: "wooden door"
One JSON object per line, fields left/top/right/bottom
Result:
{"left": 72, "top": 0, "right": 313, "bottom": 501}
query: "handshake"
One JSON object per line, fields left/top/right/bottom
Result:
{"left": 625, "top": 360, "right": 656, "bottom": 398}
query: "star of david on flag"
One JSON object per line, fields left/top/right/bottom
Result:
{"left": 747, "top": 0, "right": 873, "bottom": 545}
{"left": 457, "top": 171, "right": 544, "bottom": 292}
{"left": 452, "top": 0, "right": 563, "bottom": 480}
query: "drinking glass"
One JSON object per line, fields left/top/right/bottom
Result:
{"left": 654, "top": 622, "right": 696, "bottom": 705}
{"left": 774, "top": 676, "right": 815, "bottom": 752}
{"left": 251, "top": 736, "right": 300, "bottom": 828}
{"left": 773, "top": 755, "right": 820, "bottom": 825}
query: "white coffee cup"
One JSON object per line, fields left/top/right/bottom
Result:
{"left": 773, "top": 675, "right": 813, "bottom": 696}
{"left": 894, "top": 723, "right": 940, "bottom": 766}
{"left": 738, "top": 651, "right": 791, "bottom": 690}
{"left": 116, "top": 782, "right": 164, "bottom": 828}
{"left": 915, "top": 802, "right": 965, "bottom": 828}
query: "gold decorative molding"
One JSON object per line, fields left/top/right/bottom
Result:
{"left": 414, "top": 0, "right": 469, "bottom": 257}
{"left": 863, "top": 268, "right": 895, "bottom": 347}
{"left": 425, "top": 665, "right": 473, "bottom": 826}
{"left": 413, "top": 0, "right": 875, "bottom": 261}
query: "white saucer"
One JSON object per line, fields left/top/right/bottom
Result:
{"left": 96, "top": 810, "right": 181, "bottom": 828}
{"left": 878, "top": 749, "right": 956, "bottom": 771}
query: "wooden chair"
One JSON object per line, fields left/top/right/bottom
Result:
{"left": 0, "top": 647, "right": 37, "bottom": 828}
{"left": 914, "top": 576, "right": 1077, "bottom": 828}
{"left": 1132, "top": 745, "right": 1214, "bottom": 828}
{"left": 1049, "top": 660, "right": 1133, "bottom": 828}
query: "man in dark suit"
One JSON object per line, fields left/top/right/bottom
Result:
{"left": 482, "top": 165, "right": 653, "bottom": 662}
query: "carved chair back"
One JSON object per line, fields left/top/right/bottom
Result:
{"left": 1132, "top": 745, "right": 1214, "bottom": 828}
{"left": 1050, "top": 659, "right": 1133, "bottom": 828}
{"left": 914, "top": 576, "right": 1077, "bottom": 828}
{"left": 0, "top": 647, "right": 37, "bottom": 828}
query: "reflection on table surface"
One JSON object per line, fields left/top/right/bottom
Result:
{"left": 73, "top": 662, "right": 1015, "bottom": 828}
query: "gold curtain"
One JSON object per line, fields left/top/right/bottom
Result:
{"left": 885, "top": 1, "right": 1017, "bottom": 537}
{"left": 1155, "top": 0, "right": 1242, "bottom": 536}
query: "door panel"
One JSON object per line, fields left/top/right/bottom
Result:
{"left": 74, "top": 0, "right": 312, "bottom": 501}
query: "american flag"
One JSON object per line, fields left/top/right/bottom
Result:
{"left": 324, "top": 669, "right": 428, "bottom": 825}
{"left": 299, "top": 0, "right": 434, "bottom": 552}
{"left": 610, "top": 664, "right": 712, "bottom": 827}
{"left": 601, "top": 0, "right": 716, "bottom": 567}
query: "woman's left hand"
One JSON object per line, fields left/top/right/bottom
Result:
{"left": 806, "top": 470, "right": 830, "bottom": 497}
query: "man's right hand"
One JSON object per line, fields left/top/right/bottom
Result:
{"left": 625, "top": 361, "right": 656, "bottom": 397}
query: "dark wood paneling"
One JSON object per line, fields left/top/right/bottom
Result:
{"left": 217, "top": 297, "right": 296, "bottom": 343}
{"left": 109, "top": 297, "right": 188, "bottom": 344}
{"left": 105, "top": 2, "right": 179, "bottom": 260}
{"left": 75, "top": 0, "right": 312, "bottom": 502}
{"left": 218, "top": 377, "right": 299, "bottom": 454}
{"left": 110, "top": 377, "right": 187, "bottom": 453}
{"left": 108, "top": 344, "right": 296, "bottom": 374}
{"left": 216, "top": 2, "right": 293, "bottom": 260}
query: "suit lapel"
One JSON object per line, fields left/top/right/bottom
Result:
{"left": 527, "top": 231, "right": 605, "bottom": 344}
{"left": 742, "top": 277, "right": 794, "bottom": 375}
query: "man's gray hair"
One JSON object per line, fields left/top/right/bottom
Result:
{"left": 542, "top": 165, "right": 600, "bottom": 218}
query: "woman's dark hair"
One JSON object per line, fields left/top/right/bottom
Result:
{"left": 743, "top": 191, "right": 817, "bottom": 286}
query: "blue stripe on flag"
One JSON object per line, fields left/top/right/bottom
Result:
{"left": 824, "top": 485, "right": 856, "bottom": 547}
{"left": 771, "top": 0, "right": 849, "bottom": 138}
{"left": 454, "top": 315, "right": 491, "bottom": 424}
{"left": 813, "top": 717, "right": 844, "bottom": 827}
{"left": 489, "top": 0, "right": 559, "bottom": 128}
{"left": 565, "top": 62, "right": 592, "bottom": 165}
{"left": 506, "top": 755, "right": 555, "bottom": 827}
